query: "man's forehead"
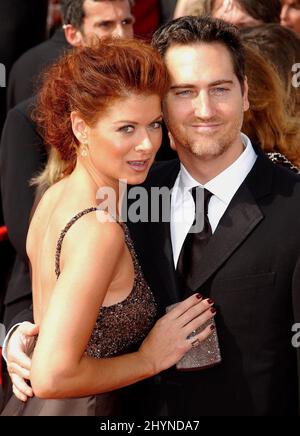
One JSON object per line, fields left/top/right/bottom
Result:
{"left": 165, "top": 42, "right": 233, "bottom": 65}
{"left": 84, "top": 0, "right": 131, "bottom": 18}
{"left": 165, "top": 43, "right": 236, "bottom": 82}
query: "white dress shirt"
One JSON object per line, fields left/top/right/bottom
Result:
{"left": 171, "top": 133, "right": 257, "bottom": 267}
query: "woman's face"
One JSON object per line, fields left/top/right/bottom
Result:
{"left": 212, "top": 0, "right": 263, "bottom": 28}
{"left": 72, "top": 93, "right": 163, "bottom": 187}
{"left": 281, "top": 0, "right": 300, "bottom": 35}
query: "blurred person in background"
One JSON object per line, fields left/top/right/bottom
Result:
{"left": 241, "top": 24, "right": 300, "bottom": 119}
{"left": 281, "top": 0, "right": 300, "bottom": 35}
{"left": 242, "top": 44, "right": 300, "bottom": 171}
{"left": 175, "top": 0, "right": 281, "bottom": 28}
{"left": 7, "top": 0, "right": 135, "bottom": 111}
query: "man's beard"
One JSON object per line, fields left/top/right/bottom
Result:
{"left": 187, "top": 137, "right": 230, "bottom": 160}
{"left": 169, "top": 112, "right": 244, "bottom": 161}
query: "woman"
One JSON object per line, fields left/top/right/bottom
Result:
{"left": 176, "top": 0, "right": 281, "bottom": 28}
{"left": 241, "top": 24, "right": 300, "bottom": 121}
{"left": 281, "top": 0, "right": 300, "bottom": 36}
{"left": 241, "top": 44, "right": 300, "bottom": 172}
{"left": 2, "top": 39, "right": 215, "bottom": 416}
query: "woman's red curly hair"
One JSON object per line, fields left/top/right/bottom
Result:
{"left": 33, "top": 38, "right": 170, "bottom": 177}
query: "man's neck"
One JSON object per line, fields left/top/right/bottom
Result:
{"left": 178, "top": 141, "right": 245, "bottom": 185}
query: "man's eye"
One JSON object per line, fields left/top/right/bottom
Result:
{"left": 176, "top": 90, "right": 192, "bottom": 97}
{"left": 119, "top": 125, "right": 135, "bottom": 133}
{"left": 98, "top": 22, "right": 113, "bottom": 29}
{"left": 122, "top": 19, "right": 133, "bottom": 25}
{"left": 211, "top": 87, "right": 229, "bottom": 95}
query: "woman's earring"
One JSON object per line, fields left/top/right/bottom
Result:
{"left": 80, "top": 137, "right": 89, "bottom": 157}
{"left": 80, "top": 145, "right": 88, "bottom": 157}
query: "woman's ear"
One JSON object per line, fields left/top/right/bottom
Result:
{"left": 70, "top": 112, "right": 89, "bottom": 145}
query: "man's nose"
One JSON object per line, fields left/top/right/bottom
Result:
{"left": 193, "top": 92, "right": 216, "bottom": 119}
{"left": 113, "top": 24, "right": 126, "bottom": 38}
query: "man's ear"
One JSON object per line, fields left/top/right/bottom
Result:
{"left": 243, "top": 76, "right": 250, "bottom": 112}
{"left": 63, "top": 24, "right": 84, "bottom": 47}
{"left": 168, "top": 132, "right": 177, "bottom": 151}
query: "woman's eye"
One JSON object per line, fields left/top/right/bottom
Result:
{"left": 119, "top": 125, "right": 135, "bottom": 133}
{"left": 150, "top": 121, "right": 163, "bottom": 129}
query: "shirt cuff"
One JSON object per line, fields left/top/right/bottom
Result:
{"left": 1, "top": 324, "right": 21, "bottom": 362}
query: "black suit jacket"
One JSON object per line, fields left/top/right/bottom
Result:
{"left": 7, "top": 29, "right": 70, "bottom": 111}
{"left": 0, "top": 98, "right": 47, "bottom": 324}
{"left": 128, "top": 150, "right": 300, "bottom": 416}
{"left": 0, "top": 0, "right": 48, "bottom": 137}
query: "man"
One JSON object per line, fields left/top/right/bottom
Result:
{"left": 0, "top": 0, "right": 134, "bottom": 332}
{"left": 4, "top": 17, "right": 300, "bottom": 416}
{"left": 7, "top": 0, "right": 134, "bottom": 110}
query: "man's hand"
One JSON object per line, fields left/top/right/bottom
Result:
{"left": 7, "top": 322, "right": 39, "bottom": 402}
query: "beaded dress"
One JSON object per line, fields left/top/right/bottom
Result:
{"left": 2, "top": 208, "right": 157, "bottom": 416}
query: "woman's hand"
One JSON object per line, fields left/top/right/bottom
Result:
{"left": 138, "top": 293, "right": 216, "bottom": 374}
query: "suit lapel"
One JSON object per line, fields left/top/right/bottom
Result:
{"left": 185, "top": 152, "right": 275, "bottom": 296}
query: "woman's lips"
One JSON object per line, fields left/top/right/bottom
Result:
{"left": 127, "top": 159, "right": 150, "bottom": 172}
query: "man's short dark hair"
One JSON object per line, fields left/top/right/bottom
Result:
{"left": 61, "top": 0, "right": 133, "bottom": 29}
{"left": 152, "top": 16, "right": 246, "bottom": 93}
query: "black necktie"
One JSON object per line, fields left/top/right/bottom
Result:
{"left": 176, "top": 187, "right": 213, "bottom": 294}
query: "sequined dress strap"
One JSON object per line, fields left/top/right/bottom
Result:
{"left": 55, "top": 207, "right": 100, "bottom": 278}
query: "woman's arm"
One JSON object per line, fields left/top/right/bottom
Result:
{"left": 30, "top": 212, "right": 215, "bottom": 398}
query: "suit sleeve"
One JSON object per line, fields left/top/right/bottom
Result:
{"left": 0, "top": 105, "right": 46, "bottom": 260}
{"left": 8, "top": 306, "right": 34, "bottom": 331}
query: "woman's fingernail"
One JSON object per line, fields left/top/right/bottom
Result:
{"left": 211, "top": 307, "right": 217, "bottom": 314}
{"left": 196, "top": 293, "right": 203, "bottom": 300}
{"left": 210, "top": 324, "right": 215, "bottom": 331}
{"left": 207, "top": 298, "right": 214, "bottom": 305}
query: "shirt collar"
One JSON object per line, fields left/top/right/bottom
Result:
{"left": 178, "top": 133, "right": 257, "bottom": 205}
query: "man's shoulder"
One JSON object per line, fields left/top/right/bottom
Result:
{"left": 6, "top": 97, "right": 35, "bottom": 125}
{"left": 271, "top": 157, "right": 300, "bottom": 189}
{"left": 146, "top": 158, "right": 180, "bottom": 185}
{"left": 258, "top": 153, "right": 300, "bottom": 208}
{"left": 253, "top": 151, "right": 300, "bottom": 188}
{"left": 10, "top": 31, "right": 68, "bottom": 76}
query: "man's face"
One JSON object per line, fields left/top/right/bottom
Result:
{"left": 163, "top": 42, "right": 249, "bottom": 163}
{"left": 81, "top": 0, "right": 134, "bottom": 43}
{"left": 212, "top": 0, "right": 263, "bottom": 28}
